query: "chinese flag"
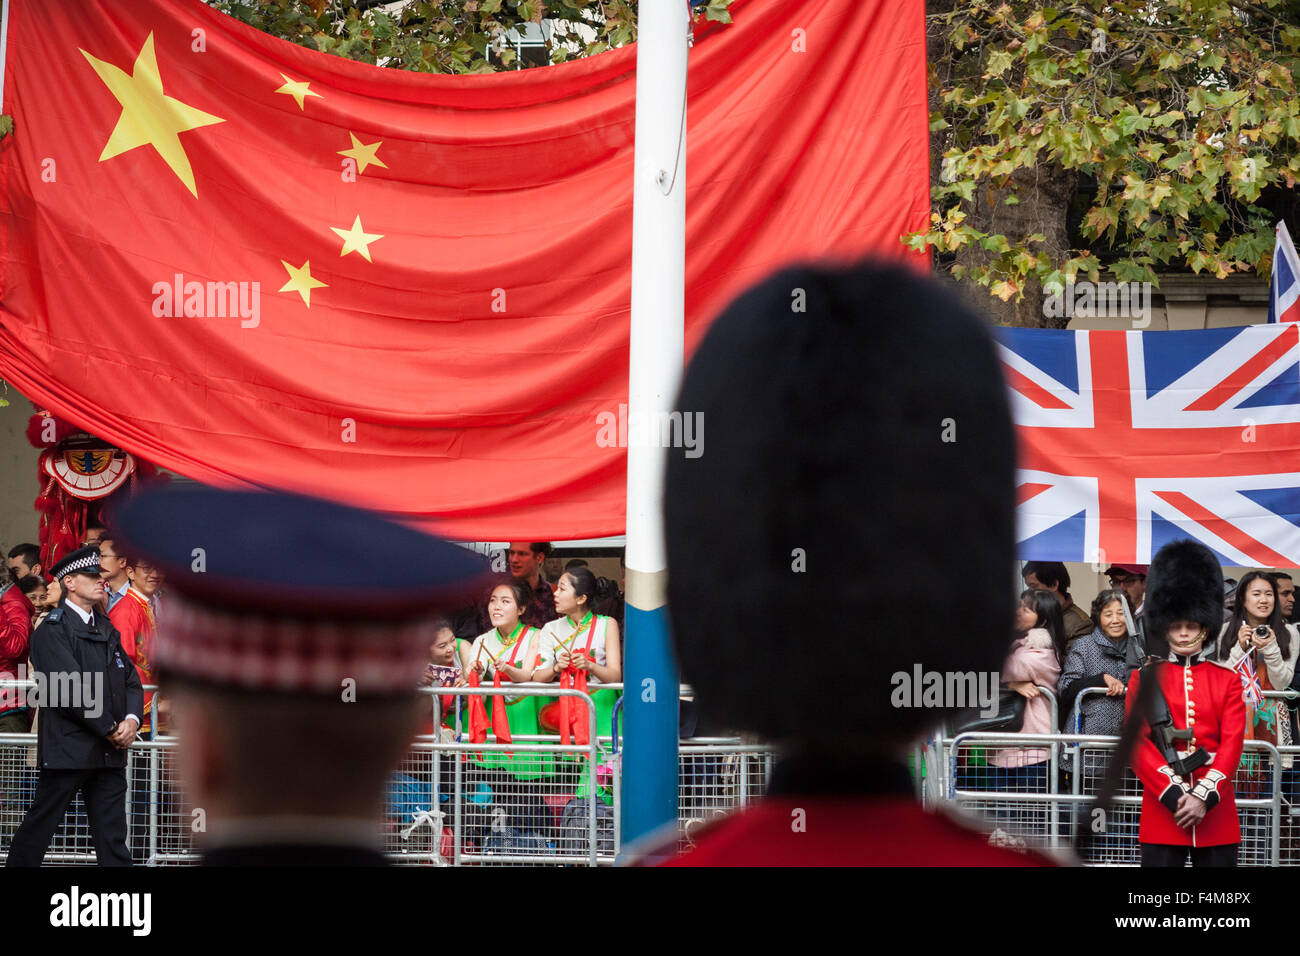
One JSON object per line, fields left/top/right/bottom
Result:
{"left": 0, "top": 0, "right": 928, "bottom": 538}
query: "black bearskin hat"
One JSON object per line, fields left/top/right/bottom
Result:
{"left": 665, "top": 261, "right": 1015, "bottom": 745}
{"left": 1143, "top": 539, "right": 1224, "bottom": 653}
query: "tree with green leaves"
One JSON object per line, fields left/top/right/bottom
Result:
{"left": 916, "top": 0, "right": 1300, "bottom": 326}
{"left": 212, "top": 0, "right": 733, "bottom": 73}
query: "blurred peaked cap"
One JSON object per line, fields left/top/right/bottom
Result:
{"left": 112, "top": 485, "right": 489, "bottom": 621}
{"left": 113, "top": 486, "right": 492, "bottom": 695}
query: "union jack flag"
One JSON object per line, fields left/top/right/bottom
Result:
{"left": 997, "top": 323, "right": 1300, "bottom": 566}
{"left": 1233, "top": 650, "right": 1265, "bottom": 709}
{"left": 1269, "top": 221, "right": 1300, "bottom": 324}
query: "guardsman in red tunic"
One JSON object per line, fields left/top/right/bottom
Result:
{"left": 1125, "top": 539, "right": 1246, "bottom": 867}
{"left": 649, "top": 263, "right": 1060, "bottom": 865}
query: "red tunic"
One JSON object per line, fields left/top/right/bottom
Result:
{"left": 109, "top": 589, "right": 157, "bottom": 726}
{"left": 1126, "top": 658, "right": 1246, "bottom": 847}
{"left": 658, "top": 797, "right": 1059, "bottom": 866}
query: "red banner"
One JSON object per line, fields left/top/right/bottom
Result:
{"left": 0, "top": 0, "right": 928, "bottom": 539}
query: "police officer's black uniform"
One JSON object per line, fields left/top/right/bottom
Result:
{"left": 6, "top": 547, "right": 143, "bottom": 867}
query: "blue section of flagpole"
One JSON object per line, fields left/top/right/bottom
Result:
{"left": 620, "top": 602, "right": 679, "bottom": 846}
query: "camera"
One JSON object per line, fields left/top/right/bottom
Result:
{"left": 1255, "top": 625, "right": 1270, "bottom": 638}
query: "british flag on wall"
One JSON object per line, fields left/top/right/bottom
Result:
{"left": 997, "top": 323, "right": 1300, "bottom": 568}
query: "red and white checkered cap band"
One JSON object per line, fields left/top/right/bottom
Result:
{"left": 157, "top": 594, "right": 438, "bottom": 694}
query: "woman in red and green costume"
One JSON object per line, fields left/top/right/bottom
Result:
{"left": 536, "top": 567, "right": 622, "bottom": 757}
{"left": 460, "top": 578, "right": 550, "bottom": 779}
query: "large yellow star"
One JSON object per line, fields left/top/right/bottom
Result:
{"left": 337, "top": 133, "right": 388, "bottom": 175}
{"left": 330, "top": 216, "right": 384, "bottom": 263}
{"left": 279, "top": 259, "right": 327, "bottom": 308}
{"left": 275, "top": 73, "right": 321, "bottom": 111}
{"left": 80, "top": 33, "right": 224, "bottom": 197}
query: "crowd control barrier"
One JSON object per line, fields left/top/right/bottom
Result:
{"left": 0, "top": 680, "right": 778, "bottom": 866}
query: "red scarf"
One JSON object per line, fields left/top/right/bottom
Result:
{"left": 467, "top": 669, "right": 489, "bottom": 746}
{"left": 557, "top": 614, "right": 598, "bottom": 746}
{"left": 467, "top": 623, "right": 530, "bottom": 748}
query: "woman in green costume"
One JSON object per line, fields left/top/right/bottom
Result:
{"left": 536, "top": 568, "right": 622, "bottom": 814}
{"left": 460, "top": 578, "right": 551, "bottom": 779}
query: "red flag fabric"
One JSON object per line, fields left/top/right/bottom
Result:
{"left": 546, "top": 667, "right": 591, "bottom": 746}
{"left": 0, "top": 0, "right": 928, "bottom": 538}
{"left": 556, "top": 670, "right": 576, "bottom": 747}
{"left": 466, "top": 670, "right": 489, "bottom": 745}
{"left": 551, "top": 615, "right": 597, "bottom": 745}
{"left": 569, "top": 661, "right": 591, "bottom": 747}
{"left": 489, "top": 669, "right": 512, "bottom": 746}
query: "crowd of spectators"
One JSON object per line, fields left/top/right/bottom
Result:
{"left": 992, "top": 563, "right": 1300, "bottom": 804}
{"left": 2, "top": 531, "right": 165, "bottom": 737}
{"left": 0, "top": 530, "right": 628, "bottom": 859}
{"left": 424, "top": 547, "right": 627, "bottom": 728}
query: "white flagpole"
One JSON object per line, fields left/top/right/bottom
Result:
{"left": 621, "top": 0, "right": 688, "bottom": 849}
{"left": 0, "top": 0, "right": 12, "bottom": 112}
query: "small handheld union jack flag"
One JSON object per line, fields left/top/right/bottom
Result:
{"left": 1233, "top": 650, "right": 1265, "bottom": 709}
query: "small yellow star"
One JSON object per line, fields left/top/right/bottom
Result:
{"left": 80, "top": 32, "right": 225, "bottom": 197}
{"left": 337, "top": 132, "right": 388, "bottom": 175}
{"left": 330, "top": 215, "right": 384, "bottom": 263}
{"left": 274, "top": 73, "right": 322, "bottom": 111}
{"left": 279, "top": 259, "right": 327, "bottom": 308}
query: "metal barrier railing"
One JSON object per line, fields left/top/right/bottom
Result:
{"left": 0, "top": 680, "right": 777, "bottom": 866}
{"left": 1066, "top": 685, "right": 1300, "bottom": 736}
{"left": 945, "top": 731, "right": 1285, "bottom": 864}
{"left": 12, "top": 670, "right": 1297, "bottom": 865}
{"left": 929, "top": 684, "right": 1059, "bottom": 809}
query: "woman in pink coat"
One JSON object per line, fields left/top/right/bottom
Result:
{"left": 990, "top": 589, "right": 1067, "bottom": 787}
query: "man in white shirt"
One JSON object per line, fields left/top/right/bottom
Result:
{"left": 98, "top": 536, "right": 130, "bottom": 612}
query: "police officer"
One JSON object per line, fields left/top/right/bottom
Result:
{"left": 112, "top": 485, "right": 486, "bottom": 866}
{"left": 7, "top": 546, "right": 143, "bottom": 866}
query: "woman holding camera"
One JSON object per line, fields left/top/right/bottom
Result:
{"left": 1215, "top": 571, "right": 1298, "bottom": 772}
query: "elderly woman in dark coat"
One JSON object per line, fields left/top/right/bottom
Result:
{"left": 1058, "top": 588, "right": 1138, "bottom": 738}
